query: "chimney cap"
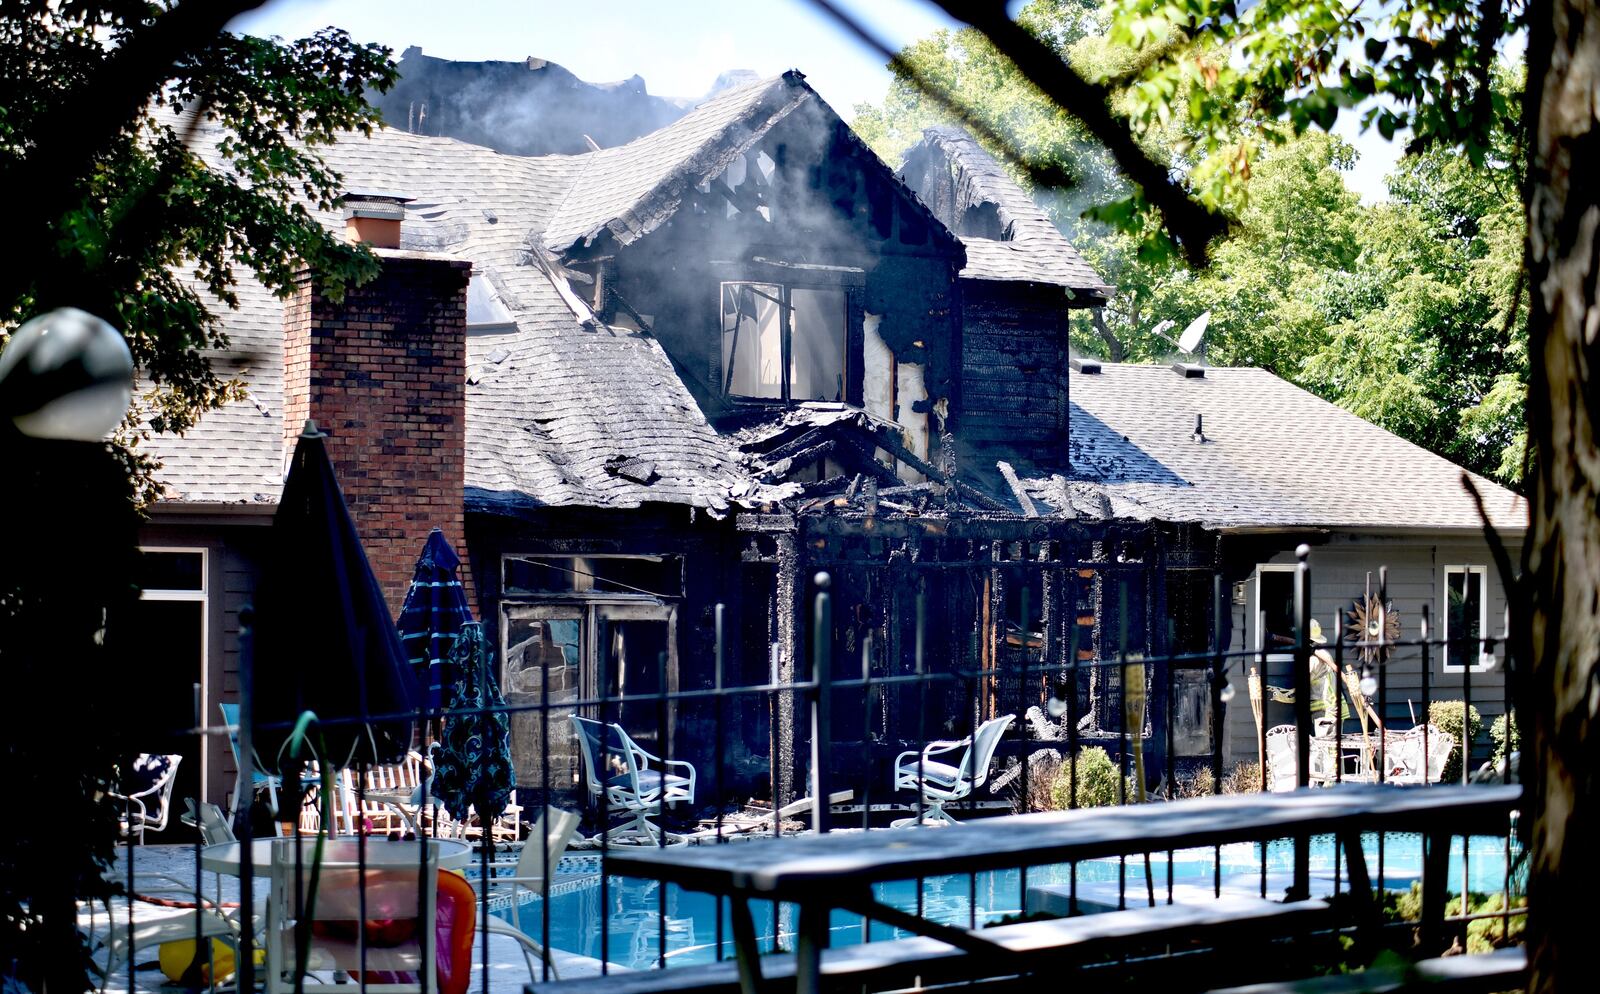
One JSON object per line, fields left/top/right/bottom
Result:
{"left": 1070, "top": 356, "right": 1102, "bottom": 374}
{"left": 341, "top": 189, "right": 412, "bottom": 222}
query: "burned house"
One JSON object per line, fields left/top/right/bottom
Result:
{"left": 138, "top": 70, "right": 1525, "bottom": 818}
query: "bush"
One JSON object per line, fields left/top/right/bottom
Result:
{"left": 1426, "top": 701, "right": 1482, "bottom": 783}
{"left": 1037, "top": 746, "right": 1137, "bottom": 810}
{"left": 1222, "top": 761, "right": 1263, "bottom": 794}
{"left": 1177, "top": 765, "right": 1216, "bottom": 798}
{"left": 1490, "top": 710, "right": 1520, "bottom": 764}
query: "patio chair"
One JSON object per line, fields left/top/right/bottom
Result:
{"left": 220, "top": 702, "right": 281, "bottom": 822}
{"left": 264, "top": 837, "right": 439, "bottom": 994}
{"left": 108, "top": 753, "right": 182, "bottom": 843}
{"left": 1263, "top": 724, "right": 1298, "bottom": 792}
{"left": 1385, "top": 724, "right": 1456, "bottom": 784}
{"left": 84, "top": 874, "right": 237, "bottom": 993}
{"left": 468, "top": 806, "right": 581, "bottom": 980}
{"left": 570, "top": 716, "right": 696, "bottom": 843}
{"left": 893, "top": 713, "right": 1015, "bottom": 825}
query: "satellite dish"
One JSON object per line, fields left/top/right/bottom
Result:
{"left": 1177, "top": 311, "right": 1210, "bottom": 354}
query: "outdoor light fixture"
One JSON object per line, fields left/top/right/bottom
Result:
{"left": 1359, "top": 666, "right": 1379, "bottom": 698}
{"left": 0, "top": 307, "right": 134, "bottom": 441}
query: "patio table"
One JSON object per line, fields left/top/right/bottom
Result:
{"left": 201, "top": 836, "right": 472, "bottom": 875}
{"left": 605, "top": 783, "right": 1521, "bottom": 994}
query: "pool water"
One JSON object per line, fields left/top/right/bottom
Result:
{"left": 498, "top": 833, "right": 1523, "bottom": 971}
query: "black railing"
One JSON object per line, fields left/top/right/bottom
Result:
{"left": 99, "top": 547, "right": 1525, "bottom": 994}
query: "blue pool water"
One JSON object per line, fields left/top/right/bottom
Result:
{"left": 498, "top": 833, "right": 1523, "bottom": 971}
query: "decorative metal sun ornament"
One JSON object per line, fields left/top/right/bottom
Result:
{"left": 1345, "top": 594, "right": 1402, "bottom": 664}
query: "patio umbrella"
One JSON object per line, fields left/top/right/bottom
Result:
{"left": 396, "top": 528, "right": 473, "bottom": 715}
{"left": 433, "top": 621, "right": 516, "bottom": 823}
{"left": 252, "top": 421, "right": 418, "bottom": 770}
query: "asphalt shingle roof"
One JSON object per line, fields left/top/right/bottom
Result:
{"left": 1037, "top": 363, "right": 1527, "bottom": 532}
{"left": 907, "top": 127, "right": 1111, "bottom": 296}
{"left": 148, "top": 122, "right": 740, "bottom": 510}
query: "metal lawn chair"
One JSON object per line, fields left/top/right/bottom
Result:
{"left": 1385, "top": 723, "right": 1456, "bottom": 784}
{"left": 219, "top": 702, "right": 281, "bottom": 821}
{"left": 571, "top": 716, "right": 696, "bottom": 843}
{"left": 108, "top": 753, "right": 182, "bottom": 843}
{"left": 893, "top": 713, "right": 1015, "bottom": 825}
{"left": 470, "top": 806, "right": 582, "bottom": 980}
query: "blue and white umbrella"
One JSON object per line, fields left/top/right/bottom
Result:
{"left": 433, "top": 622, "right": 515, "bottom": 823}
{"left": 396, "top": 529, "right": 472, "bottom": 715}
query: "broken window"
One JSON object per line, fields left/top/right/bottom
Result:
{"left": 720, "top": 282, "right": 846, "bottom": 402}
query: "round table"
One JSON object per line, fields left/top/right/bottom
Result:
{"left": 200, "top": 836, "right": 472, "bottom": 875}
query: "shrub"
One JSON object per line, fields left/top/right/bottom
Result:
{"left": 1222, "top": 761, "right": 1264, "bottom": 794}
{"left": 1426, "top": 701, "right": 1482, "bottom": 783}
{"left": 1177, "top": 765, "right": 1216, "bottom": 798}
{"left": 1036, "top": 746, "right": 1137, "bottom": 810}
{"left": 1490, "top": 710, "right": 1521, "bottom": 764}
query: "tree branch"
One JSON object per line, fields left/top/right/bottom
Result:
{"left": 807, "top": 0, "right": 1079, "bottom": 191}
{"left": 921, "top": 0, "right": 1229, "bottom": 267}
{"left": 3, "top": 0, "right": 267, "bottom": 291}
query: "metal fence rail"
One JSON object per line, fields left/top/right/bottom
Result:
{"left": 103, "top": 547, "right": 1525, "bottom": 994}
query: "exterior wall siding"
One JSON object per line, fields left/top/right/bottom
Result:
{"left": 958, "top": 281, "right": 1070, "bottom": 456}
{"left": 1222, "top": 532, "right": 1520, "bottom": 774}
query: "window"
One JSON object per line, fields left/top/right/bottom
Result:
{"left": 1255, "top": 565, "right": 1298, "bottom": 657}
{"left": 720, "top": 282, "right": 846, "bottom": 402}
{"left": 1444, "top": 566, "right": 1492, "bottom": 671}
{"left": 133, "top": 548, "right": 208, "bottom": 813}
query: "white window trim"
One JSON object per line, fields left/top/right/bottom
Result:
{"left": 1255, "top": 564, "right": 1298, "bottom": 660}
{"left": 1442, "top": 565, "right": 1494, "bottom": 672}
{"left": 138, "top": 547, "right": 209, "bottom": 800}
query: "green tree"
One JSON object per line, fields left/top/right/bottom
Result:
{"left": 854, "top": 3, "right": 1528, "bottom": 486}
{"left": 0, "top": 0, "right": 397, "bottom": 501}
{"left": 860, "top": 2, "right": 1593, "bottom": 989}
{"left": 0, "top": 4, "right": 396, "bottom": 990}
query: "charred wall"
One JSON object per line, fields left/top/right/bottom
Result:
{"left": 592, "top": 98, "right": 964, "bottom": 445}
{"left": 957, "top": 279, "right": 1072, "bottom": 466}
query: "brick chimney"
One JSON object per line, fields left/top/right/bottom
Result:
{"left": 281, "top": 247, "right": 473, "bottom": 616}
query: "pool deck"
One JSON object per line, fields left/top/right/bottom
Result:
{"left": 84, "top": 845, "right": 627, "bottom": 994}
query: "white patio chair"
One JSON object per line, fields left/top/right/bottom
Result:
{"left": 265, "top": 838, "right": 439, "bottom": 994}
{"left": 84, "top": 882, "right": 237, "bottom": 993}
{"left": 108, "top": 753, "right": 182, "bottom": 844}
{"left": 570, "top": 716, "right": 696, "bottom": 843}
{"left": 469, "top": 806, "right": 581, "bottom": 980}
{"left": 1264, "top": 724, "right": 1298, "bottom": 792}
{"left": 1386, "top": 724, "right": 1456, "bottom": 784}
{"left": 893, "top": 713, "right": 1015, "bottom": 825}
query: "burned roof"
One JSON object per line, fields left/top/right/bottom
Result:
{"left": 147, "top": 122, "right": 742, "bottom": 511}
{"left": 899, "top": 127, "right": 1111, "bottom": 298}
{"left": 1047, "top": 363, "right": 1527, "bottom": 532}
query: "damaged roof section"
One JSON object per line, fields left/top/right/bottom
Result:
{"left": 900, "top": 126, "right": 1111, "bottom": 299}
{"left": 732, "top": 403, "right": 1016, "bottom": 517}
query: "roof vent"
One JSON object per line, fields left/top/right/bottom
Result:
{"left": 1172, "top": 362, "right": 1206, "bottom": 378}
{"left": 340, "top": 189, "right": 412, "bottom": 249}
{"left": 1070, "top": 357, "right": 1102, "bottom": 374}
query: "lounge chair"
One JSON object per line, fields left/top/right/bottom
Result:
{"left": 84, "top": 876, "right": 237, "bottom": 993}
{"left": 264, "top": 837, "right": 439, "bottom": 994}
{"left": 893, "top": 713, "right": 1015, "bottom": 825}
{"left": 108, "top": 753, "right": 182, "bottom": 843}
{"left": 571, "top": 716, "right": 696, "bottom": 843}
{"left": 470, "top": 807, "right": 582, "bottom": 980}
{"left": 219, "top": 702, "right": 281, "bottom": 822}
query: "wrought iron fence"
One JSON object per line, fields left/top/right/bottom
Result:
{"left": 100, "top": 546, "right": 1525, "bottom": 994}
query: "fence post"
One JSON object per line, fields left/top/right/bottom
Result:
{"left": 1291, "top": 544, "right": 1313, "bottom": 901}
{"left": 811, "top": 572, "right": 832, "bottom": 834}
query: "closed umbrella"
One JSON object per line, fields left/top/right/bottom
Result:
{"left": 433, "top": 622, "right": 515, "bottom": 824}
{"left": 396, "top": 528, "right": 472, "bottom": 715}
{"left": 253, "top": 421, "right": 418, "bottom": 770}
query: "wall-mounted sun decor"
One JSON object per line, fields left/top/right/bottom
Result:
{"left": 1345, "top": 595, "right": 1401, "bottom": 663}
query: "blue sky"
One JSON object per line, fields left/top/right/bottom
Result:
{"left": 232, "top": 0, "right": 1401, "bottom": 201}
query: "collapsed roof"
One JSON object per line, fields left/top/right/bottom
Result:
{"left": 899, "top": 127, "right": 1111, "bottom": 299}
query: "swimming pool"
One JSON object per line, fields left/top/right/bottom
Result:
{"left": 498, "top": 832, "right": 1523, "bottom": 971}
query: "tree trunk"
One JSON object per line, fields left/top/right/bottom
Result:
{"left": 1523, "top": 2, "right": 1600, "bottom": 992}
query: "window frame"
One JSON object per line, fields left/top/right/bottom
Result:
{"left": 1253, "top": 563, "right": 1299, "bottom": 661}
{"left": 137, "top": 546, "right": 210, "bottom": 798}
{"left": 1442, "top": 564, "right": 1494, "bottom": 673}
{"left": 718, "top": 279, "right": 849, "bottom": 404}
